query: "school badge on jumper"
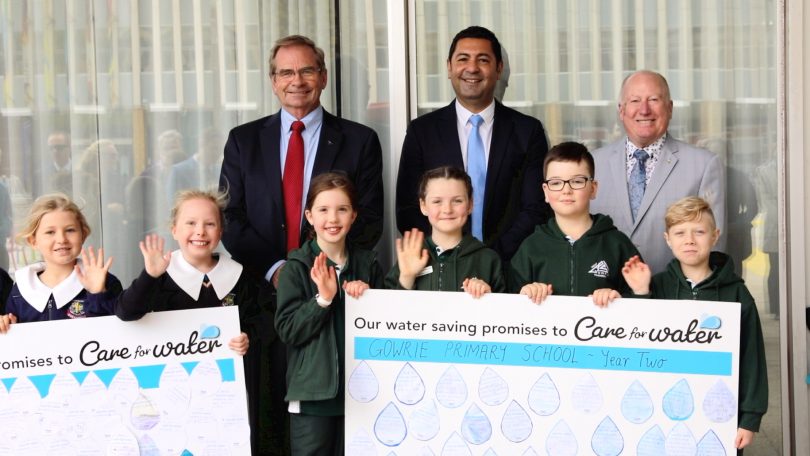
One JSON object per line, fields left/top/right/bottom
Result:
{"left": 221, "top": 293, "right": 236, "bottom": 307}
{"left": 67, "top": 300, "right": 87, "bottom": 318}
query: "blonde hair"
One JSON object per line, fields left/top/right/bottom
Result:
{"left": 18, "top": 193, "right": 91, "bottom": 243}
{"left": 170, "top": 188, "right": 229, "bottom": 228}
{"left": 665, "top": 196, "right": 716, "bottom": 231}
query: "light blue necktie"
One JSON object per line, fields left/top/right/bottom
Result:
{"left": 629, "top": 148, "right": 649, "bottom": 222}
{"left": 467, "top": 114, "right": 486, "bottom": 240}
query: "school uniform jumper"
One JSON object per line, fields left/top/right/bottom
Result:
{"left": 508, "top": 213, "right": 640, "bottom": 295}
{"left": 0, "top": 267, "right": 13, "bottom": 314}
{"left": 385, "top": 234, "right": 505, "bottom": 292}
{"left": 6, "top": 262, "right": 121, "bottom": 322}
{"left": 275, "top": 239, "right": 383, "bottom": 455}
{"left": 649, "top": 252, "right": 768, "bottom": 432}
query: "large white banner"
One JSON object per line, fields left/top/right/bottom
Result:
{"left": 346, "top": 290, "right": 741, "bottom": 455}
{"left": 0, "top": 307, "right": 250, "bottom": 455}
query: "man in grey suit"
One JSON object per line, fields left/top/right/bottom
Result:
{"left": 591, "top": 70, "right": 725, "bottom": 274}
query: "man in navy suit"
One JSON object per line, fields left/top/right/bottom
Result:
{"left": 395, "top": 26, "right": 549, "bottom": 261}
{"left": 220, "top": 35, "right": 383, "bottom": 283}
{"left": 219, "top": 34, "right": 383, "bottom": 455}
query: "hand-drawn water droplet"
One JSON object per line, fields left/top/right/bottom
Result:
{"left": 620, "top": 380, "right": 654, "bottom": 424}
{"left": 546, "top": 420, "right": 577, "bottom": 456}
{"left": 349, "top": 361, "right": 379, "bottom": 403}
{"left": 527, "top": 372, "right": 560, "bottom": 416}
{"left": 571, "top": 373, "right": 603, "bottom": 414}
{"left": 346, "top": 429, "right": 377, "bottom": 456}
{"left": 702, "top": 380, "right": 736, "bottom": 423}
{"left": 696, "top": 430, "right": 726, "bottom": 456}
{"left": 374, "top": 402, "right": 408, "bottom": 446}
{"left": 441, "top": 431, "right": 472, "bottom": 456}
{"left": 663, "top": 379, "right": 694, "bottom": 420}
{"left": 501, "top": 400, "right": 533, "bottom": 443}
{"left": 665, "top": 423, "right": 697, "bottom": 456}
{"left": 460, "top": 403, "right": 492, "bottom": 445}
{"left": 591, "top": 416, "right": 623, "bottom": 456}
{"left": 478, "top": 367, "right": 509, "bottom": 406}
{"left": 522, "top": 447, "right": 539, "bottom": 456}
{"left": 395, "top": 362, "right": 425, "bottom": 405}
{"left": 130, "top": 393, "right": 160, "bottom": 430}
{"left": 482, "top": 447, "right": 497, "bottom": 456}
{"left": 189, "top": 358, "right": 222, "bottom": 397}
{"left": 436, "top": 366, "right": 467, "bottom": 408}
{"left": 636, "top": 425, "right": 666, "bottom": 456}
{"left": 409, "top": 400, "right": 441, "bottom": 441}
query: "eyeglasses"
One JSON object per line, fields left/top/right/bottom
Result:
{"left": 273, "top": 67, "right": 321, "bottom": 81}
{"left": 543, "top": 176, "right": 593, "bottom": 191}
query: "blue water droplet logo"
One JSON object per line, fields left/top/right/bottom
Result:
{"left": 478, "top": 367, "right": 508, "bottom": 406}
{"left": 409, "top": 400, "right": 441, "bottom": 441}
{"left": 374, "top": 402, "right": 408, "bottom": 446}
{"left": 395, "top": 362, "right": 425, "bottom": 405}
{"left": 501, "top": 400, "right": 533, "bottom": 443}
{"left": 572, "top": 373, "right": 603, "bottom": 414}
{"left": 546, "top": 419, "right": 577, "bottom": 456}
{"left": 528, "top": 372, "right": 560, "bottom": 416}
{"left": 460, "top": 403, "right": 492, "bottom": 445}
{"left": 702, "top": 380, "right": 736, "bottom": 423}
{"left": 200, "top": 324, "right": 220, "bottom": 339}
{"left": 637, "top": 425, "right": 666, "bottom": 456}
{"left": 699, "top": 314, "right": 722, "bottom": 329}
{"left": 696, "top": 430, "right": 726, "bottom": 456}
{"left": 620, "top": 380, "right": 654, "bottom": 424}
{"left": 348, "top": 361, "right": 379, "bottom": 403}
{"left": 663, "top": 379, "right": 694, "bottom": 420}
{"left": 436, "top": 366, "right": 467, "bottom": 409}
{"left": 665, "top": 423, "right": 697, "bottom": 455}
{"left": 591, "top": 416, "right": 623, "bottom": 456}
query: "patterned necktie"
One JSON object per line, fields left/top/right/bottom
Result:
{"left": 629, "top": 148, "right": 649, "bottom": 222}
{"left": 283, "top": 121, "right": 305, "bottom": 253}
{"left": 467, "top": 114, "right": 486, "bottom": 240}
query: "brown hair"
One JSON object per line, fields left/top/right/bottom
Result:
{"left": 305, "top": 172, "right": 357, "bottom": 211}
{"left": 417, "top": 166, "right": 473, "bottom": 201}
{"left": 18, "top": 193, "right": 91, "bottom": 243}
{"left": 170, "top": 188, "right": 229, "bottom": 228}
{"left": 543, "top": 141, "right": 595, "bottom": 178}
{"left": 665, "top": 196, "right": 717, "bottom": 231}
{"left": 269, "top": 35, "right": 327, "bottom": 77}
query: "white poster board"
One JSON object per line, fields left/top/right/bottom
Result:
{"left": 0, "top": 307, "right": 250, "bottom": 455}
{"left": 346, "top": 290, "right": 740, "bottom": 455}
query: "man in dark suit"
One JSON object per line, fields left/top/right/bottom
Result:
{"left": 396, "top": 26, "right": 549, "bottom": 261}
{"left": 219, "top": 34, "right": 383, "bottom": 456}
{"left": 220, "top": 35, "right": 383, "bottom": 283}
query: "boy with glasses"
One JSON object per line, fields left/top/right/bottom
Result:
{"left": 509, "top": 142, "right": 639, "bottom": 307}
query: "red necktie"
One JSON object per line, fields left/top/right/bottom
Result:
{"left": 283, "top": 121, "right": 305, "bottom": 253}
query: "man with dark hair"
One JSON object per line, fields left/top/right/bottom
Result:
{"left": 396, "top": 26, "right": 549, "bottom": 261}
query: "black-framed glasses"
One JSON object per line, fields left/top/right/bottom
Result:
{"left": 543, "top": 176, "right": 593, "bottom": 191}
{"left": 273, "top": 67, "right": 321, "bottom": 81}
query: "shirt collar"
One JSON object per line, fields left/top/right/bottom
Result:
{"left": 166, "top": 250, "right": 243, "bottom": 301}
{"left": 14, "top": 262, "right": 85, "bottom": 312}
{"left": 281, "top": 106, "right": 324, "bottom": 133}
{"left": 455, "top": 99, "right": 495, "bottom": 129}
{"left": 625, "top": 134, "right": 667, "bottom": 159}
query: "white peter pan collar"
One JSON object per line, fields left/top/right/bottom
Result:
{"left": 14, "top": 262, "right": 85, "bottom": 313}
{"left": 166, "top": 250, "right": 243, "bottom": 301}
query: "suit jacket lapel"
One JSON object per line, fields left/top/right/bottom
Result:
{"left": 313, "top": 110, "right": 344, "bottom": 174}
{"left": 439, "top": 102, "right": 465, "bottom": 169}
{"left": 260, "top": 112, "right": 283, "bottom": 215}
{"left": 635, "top": 140, "right": 678, "bottom": 228}
{"left": 487, "top": 102, "right": 512, "bottom": 213}
{"left": 606, "top": 142, "right": 634, "bottom": 231}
